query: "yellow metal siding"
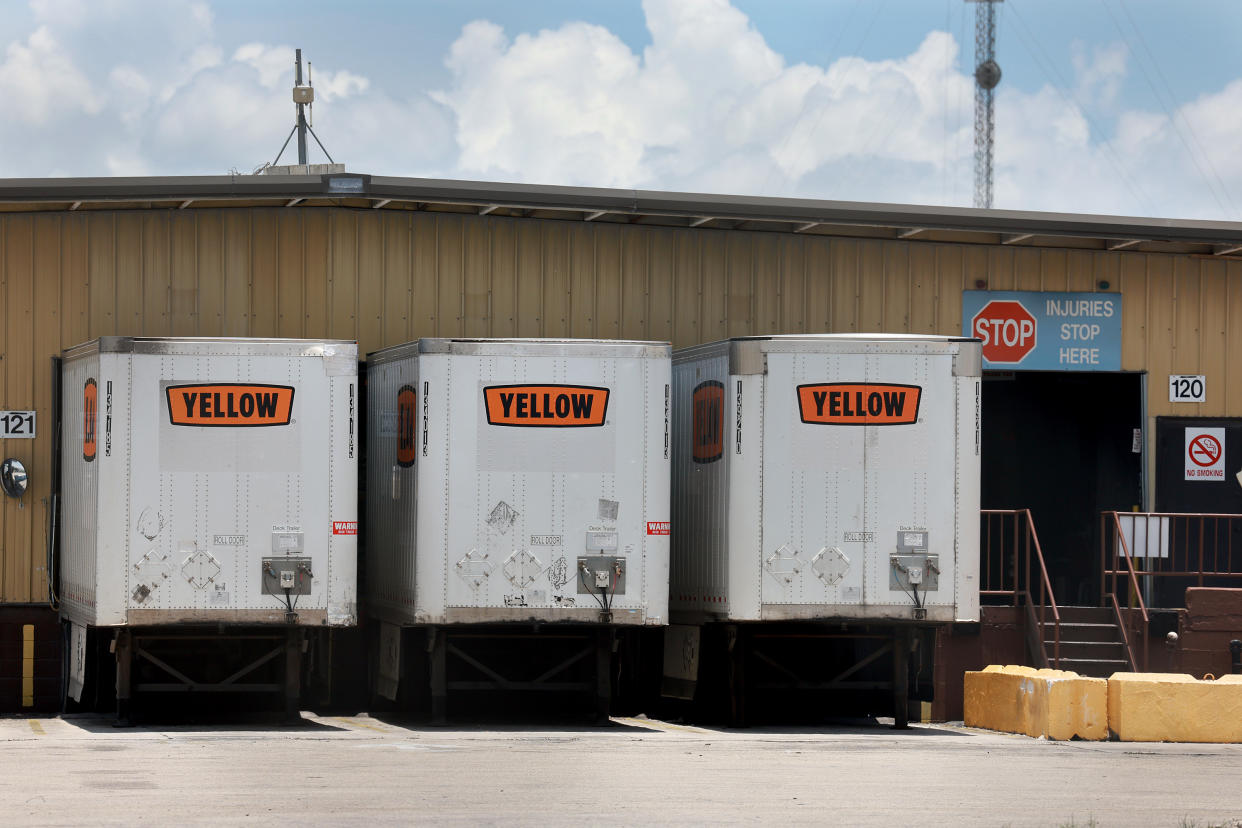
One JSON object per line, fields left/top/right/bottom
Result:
{"left": 0, "top": 206, "right": 1239, "bottom": 602}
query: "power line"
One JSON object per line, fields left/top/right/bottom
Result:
{"left": 943, "top": 0, "right": 953, "bottom": 203}
{"left": 1109, "top": 0, "right": 1237, "bottom": 218}
{"left": 759, "top": 0, "right": 884, "bottom": 197}
{"left": 1004, "top": 0, "right": 1157, "bottom": 215}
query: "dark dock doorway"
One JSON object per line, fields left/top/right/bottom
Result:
{"left": 980, "top": 371, "right": 1144, "bottom": 604}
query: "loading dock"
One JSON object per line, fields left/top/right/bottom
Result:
{"left": 0, "top": 172, "right": 1241, "bottom": 716}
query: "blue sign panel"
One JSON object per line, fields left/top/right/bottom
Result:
{"left": 961, "top": 291, "right": 1122, "bottom": 371}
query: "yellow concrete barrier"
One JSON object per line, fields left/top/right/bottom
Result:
{"left": 1107, "top": 673, "right": 1242, "bottom": 743}
{"left": 964, "top": 665, "right": 1107, "bottom": 741}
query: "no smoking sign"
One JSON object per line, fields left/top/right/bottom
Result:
{"left": 1185, "top": 427, "right": 1225, "bottom": 481}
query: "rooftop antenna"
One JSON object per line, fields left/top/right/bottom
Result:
{"left": 268, "top": 48, "right": 335, "bottom": 168}
{"left": 968, "top": 0, "right": 1002, "bottom": 209}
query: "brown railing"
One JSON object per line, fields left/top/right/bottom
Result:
{"left": 1100, "top": 512, "right": 1242, "bottom": 595}
{"left": 1099, "top": 512, "right": 1154, "bottom": 671}
{"left": 980, "top": 509, "right": 1061, "bottom": 668}
{"left": 1100, "top": 511, "right": 1242, "bottom": 670}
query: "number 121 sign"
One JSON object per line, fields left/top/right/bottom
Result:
{"left": 0, "top": 411, "right": 35, "bottom": 438}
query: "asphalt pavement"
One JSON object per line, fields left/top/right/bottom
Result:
{"left": 1, "top": 713, "right": 1240, "bottom": 826}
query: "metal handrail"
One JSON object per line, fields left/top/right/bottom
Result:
{"left": 1024, "top": 508, "right": 1062, "bottom": 669}
{"left": 1107, "top": 592, "right": 1138, "bottom": 674}
{"left": 1100, "top": 512, "right": 1242, "bottom": 589}
{"left": 1101, "top": 511, "right": 1150, "bottom": 672}
{"left": 980, "top": 509, "right": 1061, "bottom": 668}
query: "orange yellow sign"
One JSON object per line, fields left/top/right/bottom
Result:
{"left": 797, "top": 383, "right": 921, "bottom": 426}
{"left": 483, "top": 385, "right": 609, "bottom": 427}
{"left": 166, "top": 384, "right": 295, "bottom": 427}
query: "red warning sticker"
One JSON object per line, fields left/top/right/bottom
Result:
{"left": 332, "top": 521, "right": 358, "bottom": 535}
{"left": 647, "top": 521, "right": 670, "bottom": 536}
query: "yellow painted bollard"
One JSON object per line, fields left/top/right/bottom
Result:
{"left": 964, "top": 665, "right": 1107, "bottom": 741}
{"left": 1107, "top": 673, "right": 1242, "bottom": 743}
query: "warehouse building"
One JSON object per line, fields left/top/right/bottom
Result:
{"left": 1, "top": 171, "right": 1240, "bottom": 712}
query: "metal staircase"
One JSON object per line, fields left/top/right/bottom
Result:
{"left": 1046, "top": 605, "right": 1130, "bottom": 677}
{"left": 981, "top": 509, "right": 1242, "bottom": 677}
{"left": 981, "top": 509, "right": 1064, "bottom": 669}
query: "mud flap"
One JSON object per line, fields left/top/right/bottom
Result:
{"left": 660, "top": 624, "right": 700, "bottom": 700}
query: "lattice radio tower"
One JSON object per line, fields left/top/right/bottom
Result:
{"left": 969, "top": 0, "right": 1002, "bottom": 208}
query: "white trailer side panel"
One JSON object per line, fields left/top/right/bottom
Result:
{"left": 60, "top": 351, "right": 101, "bottom": 626}
{"left": 669, "top": 345, "right": 730, "bottom": 617}
{"left": 364, "top": 349, "right": 420, "bottom": 624}
{"left": 367, "top": 339, "right": 671, "bottom": 626}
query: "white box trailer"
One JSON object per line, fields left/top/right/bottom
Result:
{"left": 365, "top": 338, "right": 670, "bottom": 719}
{"left": 671, "top": 335, "right": 981, "bottom": 624}
{"left": 667, "top": 334, "right": 981, "bottom": 726}
{"left": 366, "top": 338, "right": 671, "bottom": 627}
{"left": 59, "top": 337, "right": 358, "bottom": 713}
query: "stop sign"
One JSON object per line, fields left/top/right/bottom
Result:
{"left": 971, "top": 300, "right": 1037, "bottom": 363}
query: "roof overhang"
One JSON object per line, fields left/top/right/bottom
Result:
{"left": 1, "top": 172, "right": 1240, "bottom": 257}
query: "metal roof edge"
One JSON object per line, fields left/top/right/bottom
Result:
{"left": 0, "top": 172, "right": 1239, "bottom": 245}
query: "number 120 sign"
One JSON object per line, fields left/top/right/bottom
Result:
{"left": 1169, "top": 375, "right": 1206, "bottom": 403}
{"left": 0, "top": 410, "right": 35, "bottom": 438}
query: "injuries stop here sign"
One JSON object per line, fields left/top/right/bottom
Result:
{"left": 1185, "top": 427, "right": 1225, "bottom": 481}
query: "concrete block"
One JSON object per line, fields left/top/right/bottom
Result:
{"left": 964, "top": 664, "right": 1107, "bottom": 741}
{"left": 1107, "top": 672, "right": 1242, "bottom": 743}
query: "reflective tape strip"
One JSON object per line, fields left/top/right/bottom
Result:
{"left": 21, "top": 625, "right": 34, "bottom": 707}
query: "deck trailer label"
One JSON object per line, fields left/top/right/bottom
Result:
{"left": 797, "top": 383, "right": 922, "bottom": 426}
{"left": 165, "top": 383, "right": 295, "bottom": 426}
{"left": 483, "top": 384, "right": 609, "bottom": 427}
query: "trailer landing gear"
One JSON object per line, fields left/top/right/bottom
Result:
{"left": 424, "top": 625, "right": 614, "bottom": 724}
{"left": 110, "top": 626, "right": 305, "bottom": 724}
{"left": 892, "top": 626, "right": 912, "bottom": 730}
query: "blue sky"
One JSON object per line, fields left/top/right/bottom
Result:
{"left": 2, "top": 0, "right": 1240, "bottom": 219}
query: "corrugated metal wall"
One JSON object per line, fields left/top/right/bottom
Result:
{"left": 1, "top": 207, "right": 1240, "bottom": 602}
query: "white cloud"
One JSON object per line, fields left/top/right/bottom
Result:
{"left": 434, "top": 20, "right": 645, "bottom": 185}
{"left": 0, "top": 0, "right": 1240, "bottom": 220}
{"left": 104, "top": 151, "right": 150, "bottom": 177}
{"left": 233, "top": 43, "right": 294, "bottom": 90}
{"left": 1072, "top": 41, "right": 1128, "bottom": 110}
{"left": 432, "top": 0, "right": 977, "bottom": 198}
{"left": 229, "top": 43, "right": 368, "bottom": 102}
{"left": 0, "top": 26, "right": 99, "bottom": 125}
{"left": 430, "top": 0, "right": 1242, "bottom": 218}
{"left": 29, "top": 0, "right": 92, "bottom": 24}
{"left": 315, "top": 69, "right": 369, "bottom": 102}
